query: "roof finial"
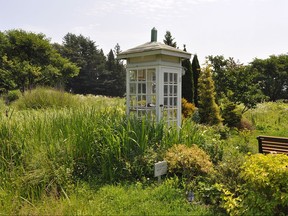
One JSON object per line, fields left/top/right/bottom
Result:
{"left": 151, "top": 27, "right": 157, "bottom": 42}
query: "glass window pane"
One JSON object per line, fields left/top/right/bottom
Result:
{"left": 147, "top": 68, "right": 156, "bottom": 82}
{"left": 164, "top": 73, "right": 168, "bottom": 83}
{"left": 164, "top": 97, "right": 168, "bottom": 106}
{"left": 164, "top": 85, "right": 168, "bottom": 96}
{"left": 152, "top": 83, "right": 156, "bottom": 94}
{"left": 130, "top": 96, "right": 136, "bottom": 107}
{"left": 169, "top": 85, "right": 173, "bottom": 95}
{"left": 138, "top": 83, "right": 142, "bottom": 94}
{"left": 151, "top": 95, "right": 156, "bottom": 104}
{"left": 174, "top": 73, "right": 177, "bottom": 83}
{"left": 173, "top": 97, "right": 177, "bottom": 106}
{"left": 142, "top": 83, "right": 146, "bottom": 94}
{"left": 130, "top": 70, "right": 137, "bottom": 81}
{"left": 174, "top": 85, "right": 177, "bottom": 95}
{"left": 169, "top": 73, "right": 173, "bottom": 83}
{"left": 169, "top": 98, "right": 173, "bottom": 107}
{"left": 138, "top": 69, "right": 146, "bottom": 81}
{"left": 130, "top": 83, "right": 136, "bottom": 94}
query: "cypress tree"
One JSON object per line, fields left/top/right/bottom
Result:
{"left": 182, "top": 45, "right": 193, "bottom": 103}
{"left": 198, "top": 64, "right": 222, "bottom": 125}
{"left": 192, "top": 54, "right": 201, "bottom": 107}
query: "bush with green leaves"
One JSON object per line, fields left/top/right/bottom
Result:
{"left": 221, "top": 100, "right": 242, "bottom": 128}
{"left": 181, "top": 98, "right": 196, "bottom": 119}
{"left": 165, "top": 144, "right": 214, "bottom": 180}
{"left": 220, "top": 154, "right": 288, "bottom": 215}
{"left": 3, "top": 90, "right": 21, "bottom": 104}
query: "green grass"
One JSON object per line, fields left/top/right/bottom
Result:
{"left": 4, "top": 180, "right": 219, "bottom": 215}
{"left": 1, "top": 87, "right": 288, "bottom": 215}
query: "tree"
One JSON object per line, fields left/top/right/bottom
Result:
{"left": 181, "top": 45, "right": 193, "bottom": 103}
{"left": 103, "top": 47, "right": 125, "bottom": 97}
{"left": 207, "top": 55, "right": 229, "bottom": 100}
{"left": 58, "top": 33, "right": 106, "bottom": 94}
{"left": 163, "top": 31, "right": 177, "bottom": 48}
{"left": 0, "top": 30, "right": 79, "bottom": 93}
{"left": 198, "top": 64, "right": 222, "bottom": 125}
{"left": 112, "top": 43, "right": 126, "bottom": 96}
{"left": 251, "top": 54, "right": 288, "bottom": 101}
{"left": 192, "top": 54, "right": 201, "bottom": 107}
{"left": 208, "top": 55, "right": 265, "bottom": 113}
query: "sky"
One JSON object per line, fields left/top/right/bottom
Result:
{"left": 0, "top": 0, "right": 287, "bottom": 64}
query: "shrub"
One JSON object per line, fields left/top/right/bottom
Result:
{"left": 221, "top": 101, "right": 242, "bottom": 128}
{"left": 198, "top": 65, "right": 222, "bottom": 125}
{"left": 221, "top": 154, "right": 288, "bottom": 215}
{"left": 3, "top": 90, "right": 21, "bottom": 104}
{"left": 181, "top": 98, "right": 196, "bottom": 118}
{"left": 164, "top": 144, "right": 214, "bottom": 180}
{"left": 237, "top": 118, "right": 254, "bottom": 130}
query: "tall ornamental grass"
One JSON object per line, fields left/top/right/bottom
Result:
{"left": 0, "top": 103, "right": 215, "bottom": 202}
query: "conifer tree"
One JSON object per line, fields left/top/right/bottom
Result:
{"left": 198, "top": 64, "right": 222, "bottom": 125}
{"left": 182, "top": 45, "right": 193, "bottom": 103}
{"left": 192, "top": 54, "right": 201, "bottom": 107}
{"left": 163, "top": 31, "right": 177, "bottom": 48}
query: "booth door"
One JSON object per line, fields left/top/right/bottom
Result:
{"left": 127, "top": 68, "right": 156, "bottom": 120}
{"left": 160, "top": 68, "right": 181, "bottom": 127}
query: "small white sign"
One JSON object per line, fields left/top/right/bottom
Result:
{"left": 154, "top": 161, "right": 167, "bottom": 177}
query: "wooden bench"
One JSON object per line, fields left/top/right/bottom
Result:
{"left": 257, "top": 135, "right": 288, "bottom": 155}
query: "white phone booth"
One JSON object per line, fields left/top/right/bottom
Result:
{"left": 118, "top": 28, "right": 191, "bottom": 127}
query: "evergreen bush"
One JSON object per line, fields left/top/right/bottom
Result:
{"left": 181, "top": 98, "right": 196, "bottom": 119}
{"left": 221, "top": 101, "right": 242, "bottom": 128}
{"left": 165, "top": 144, "right": 214, "bottom": 180}
{"left": 198, "top": 65, "right": 222, "bottom": 125}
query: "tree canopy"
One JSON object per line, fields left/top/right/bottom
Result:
{"left": 0, "top": 30, "right": 79, "bottom": 93}
{"left": 55, "top": 34, "right": 126, "bottom": 96}
{"left": 208, "top": 55, "right": 266, "bottom": 112}
{"left": 250, "top": 54, "right": 288, "bottom": 101}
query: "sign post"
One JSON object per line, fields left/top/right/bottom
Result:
{"left": 154, "top": 161, "right": 167, "bottom": 183}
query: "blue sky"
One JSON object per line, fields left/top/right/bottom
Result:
{"left": 1, "top": 0, "right": 287, "bottom": 64}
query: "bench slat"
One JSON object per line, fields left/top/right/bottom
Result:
{"left": 257, "top": 135, "right": 288, "bottom": 155}
{"left": 262, "top": 143, "right": 288, "bottom": 150}
{"left": 262, "top": 147, "right": 288, "bottom": 154}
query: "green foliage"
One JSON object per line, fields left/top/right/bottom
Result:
{"left": 3, "top": 90, "right": 21, "bottom": 104}
{"left": 223, "top": 154, "right": 288, "bottom": 215}
{"left": 7, "top": 180, "right": 216, "bottom": 215}
{"left": 13, "top": 87, "right": 79, "bottom": 109}
{"left": 0, "top": 30, "right": 79, "bottom": 92}
{"left": 220, "top": 99, "right": 242, "bottom": 128}
{"left": 198, "top": 64, "right": 222, "bottom": 125}
{"left": 208, "top": 55, "right": 266, "bottom": 112}
{"left": 251, "top": 54, "right": 288, "bottom": 101}
{"left": 181, "top": 98, "right": 196, "bottom": 118}
{"left": 182, "top": 45, "right": 194, "bottom": 103}
{"left": 57, "top": 34, "right": 126, "bottom": 96}
{"left": 57, "top": 33, "right": 105, "bottom": 94}
{"left": 192, "top": 54, "right": 201, "bottom": 107}
{"left": 163, "top": 31, "right": 177, "bottom": 48}
{"left": 165, "top": 144, "right": 214, "bottom": 180}
{"left": 247, "top": 102, "right": 288, "bottom": 136}
{"left": 1, "top": 89, "right": 288, "bottom": 214}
